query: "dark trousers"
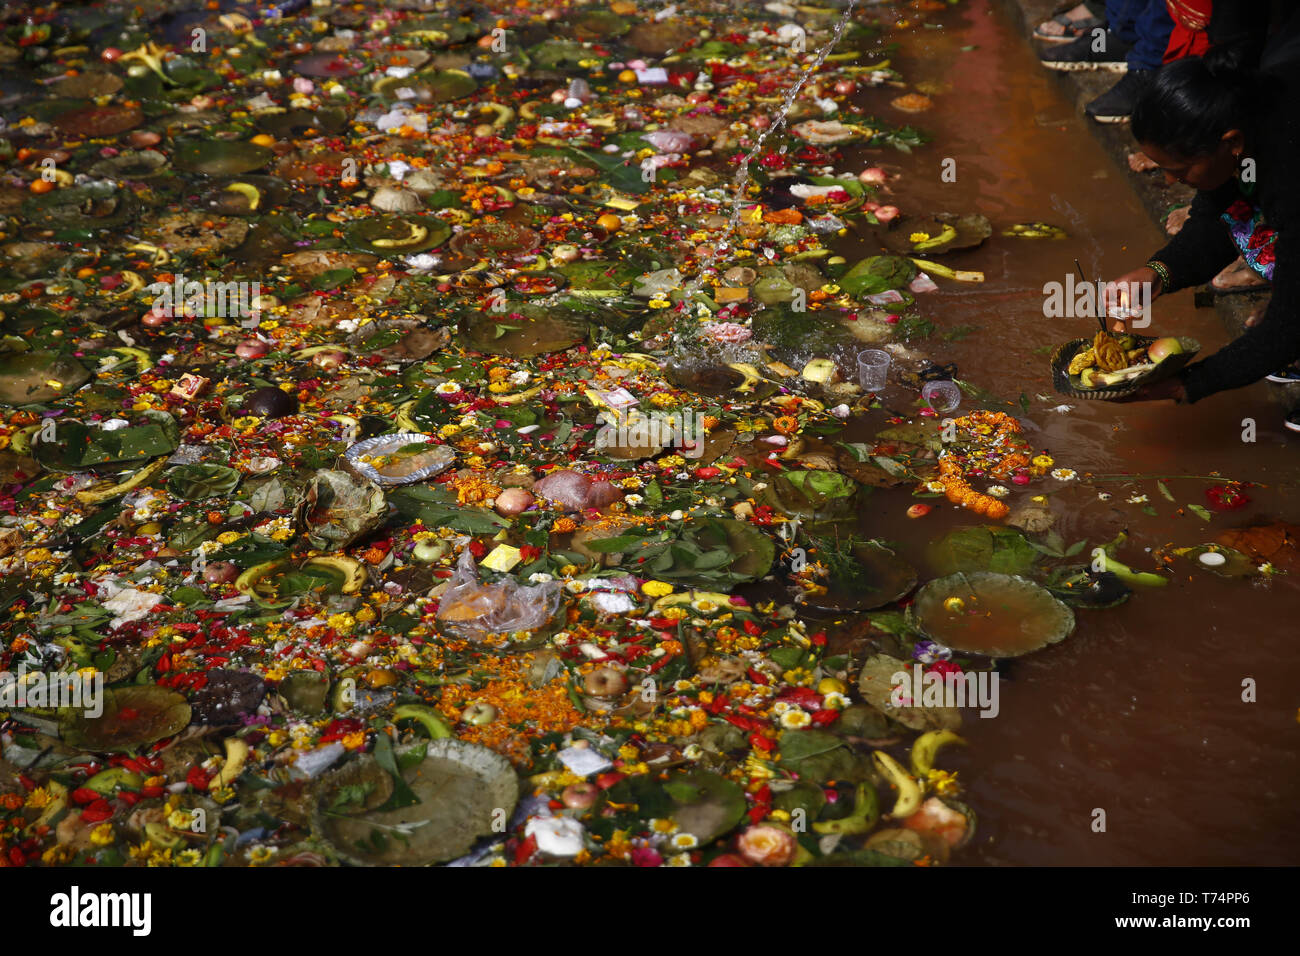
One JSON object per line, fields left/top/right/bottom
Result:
{"left": 1105, "top": 0, "right": 1175, "bottom": 70}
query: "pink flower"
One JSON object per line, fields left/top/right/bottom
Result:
{"left": 736, "top": 825, "right": 797, "bottom": 867}
{"left": 631, "top": 846, "right": 663, "bottom": 867}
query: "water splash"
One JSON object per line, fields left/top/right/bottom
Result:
{"left": 681, "top": 1, "right": 861, "bottom": 305}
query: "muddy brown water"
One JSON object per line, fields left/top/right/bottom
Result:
{"left": 825, "top": 0, "right": 1300, "bottom": 865}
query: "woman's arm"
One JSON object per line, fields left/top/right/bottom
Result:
{"left": 1180, "top": 230, "right": 1300, "bottom": 402}
{"left": 1147, "top": 185, "right": 1241, "bottom": 291}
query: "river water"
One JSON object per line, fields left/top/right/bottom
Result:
{"left": 835, "top": 0, "right": 1300, "bottom": 866}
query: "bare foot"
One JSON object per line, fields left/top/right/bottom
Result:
{"left": 1212, "top": 257, "right": 1270, "bottom": 292}
{"left": 1128, "top": 151, "right": 1158, "bottom": 173}
{"left": 1164, "top": 205, "right": 1190, "bottom": 235}
{"left": 1245, "top": 300, "right": 1270, "bottom": 327}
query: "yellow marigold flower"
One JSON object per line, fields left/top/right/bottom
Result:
{"left": 1032, "top": 454, "right": 1054, "bottom": 469}
{"left": 90, "top": 823, "right": 116, "bottom": 846}
{"left": 641, "top": 580, "right": 673, "bottom": 598}
{"left": 25, "top": 787, "right": 52, "bottom": 809}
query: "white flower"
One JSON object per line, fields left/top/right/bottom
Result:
{"left": 101, "top": 588, "right": 164, "bottom": 630}
{"left": 780, "top": 709, "right": 812, "bottom": 729}
{"left": 986, "top": 485, "right": 1010, "bottom": 498}
{"left": 507, "top": 370, "right": 530, "bottom": 385}
{"left": 1097, "top": 492, "right": 1112, "bottom": 501}
{"left": 527, "top": 572, "right": 554, "bottom": 584}
{"left": 1127, "top": 494, "right": 1148, "bottom": 504}
{"left": 770, "top": 700, "right": 792, "bottom": 715}
{"left": 670, "top": 833, "right": 699, "bottom": 850}
{"left": 822, "top": 691, "right": 849, "bottom": 709}
{"left": 666, "top": 853, "right": 693, "bottom": 867}
{"left": 924, "top": 481, "right": 946, "bottom": 494}
{"left": 404, "top": 254, "right": 440, "bottom": 273}
{"left": 682, "top": 744, "right": 703, "bottom": 760}
{"left": 525, "top": 816, "right": 585, "bottom": 857}
{"left": 1051, "top": 468, "right": 1077, "bottom": 481}
{"left": 435, "top": 382, "right": 462, "bottom": 394}
{"left": 624, "top": 494, "right": 644, "bottom": 506}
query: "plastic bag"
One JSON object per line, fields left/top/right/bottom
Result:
{"left": 436, "top": 548, "right": 561, "bottom": 636}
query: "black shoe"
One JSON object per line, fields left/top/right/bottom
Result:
{"left": 1039, "top": 30, "right": 1130, "bottom": 71}
{"left": 1286, "top": 409, "right": 1300, "bottom": 433}
{"left": 1267, "top": 364, "right": 1300, "bottom": 384}
{"left": 1085, "top": 70, "right": 1154, "bottom": 123}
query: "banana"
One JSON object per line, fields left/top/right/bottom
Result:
{"left": 1096, "top": 551, "right": 1167, "bottom": 587}
{"left": 115, "top": 270, "right": 146, "bottom": 297}
{"left": 144, "top": 820, "right": 186, "bottom": 851}
{"left": 224, "top": 182, "right": 261, "bottom": 211}
{"left": 652, "top": 590, "right": 742, "bottom": 612}
{"left": 909, "top": 257, "right": 984, "bottom": 283}
{"left": 727, "top": 362, "right": 766, "bottom": 393}
{"left": 493, "top": 385, "right": 542, "bottom": 406}
{"left": 105, "top": 346, "right": 153, "bottom": 374}
{"left": 234, "top": 559, "right": 290, "bottom": 600}
{"left": 394, "top": 400, "right": 420, "bottom": 433}
{"left": 26, "top": 780, "right": 67, "bottom": 836}
{"left": 209, "top": 737, "right": 250, "bottom": 791}
{"left": 392, "top": 703, "right": 453, "bottom": 740}
{"left": 74, "top": 457, "right": 169, "bottom": 506}
{"left": 478, "top": 103, "right": 515, "bottom": 129}
{"left": 125, "top": 242, "right": 170, "bottom": 266}
{"left": 8, "top": 425, "right": 38, "bottom": 455}
{"left": 909, "top": 729, "right": 966, "bottom": 778}
{"left": 872, "top": 750, "right": 922, "bottom": 819}
{"left": 371, "top": 222, "right": 429, "bottom": 249}
{"left": 912, "top": 223, "right": 957, "bottom": 251}
{"left": 302, "top": 555, "right": 366, "bottom": 595}
{"left": 813, "top": 781, "right": 880, "bottom": 835}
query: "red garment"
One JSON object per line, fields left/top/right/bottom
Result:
{"left": 1163, "top": 0, "right": 1212, "bottom": 62}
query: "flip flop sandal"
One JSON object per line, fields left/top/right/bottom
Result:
{"left": 1034, "top": 1, "right": 1105, "bottom": 42}
{"left": 918, "top": 362, "right": 959, "bottom": 382}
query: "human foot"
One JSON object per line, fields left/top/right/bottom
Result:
{"left": 1211, "top": 257, "right": 1270, "bottom": 292}
{"left": 1165, "top": 205, "right": 1190, "bottom": 235}
{"left": 1128, "top": 151, "right": 1158, "bottom": 172}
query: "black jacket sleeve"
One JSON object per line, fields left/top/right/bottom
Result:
{"left": 1180, "top": 229, "right": 1300, "bottom": 402}
{"left": 1147, "top": 184, "right": 1239, "bottom": 292}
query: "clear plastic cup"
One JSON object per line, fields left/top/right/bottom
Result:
{"left": 857, "top": 349, "right": 890, "bottom": 391}
{"left": 922, "top": 380, "right": 961, "bottom": 414}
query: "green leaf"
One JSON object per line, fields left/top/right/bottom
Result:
{"left": 1188, "top": 503, "right": 1212, "bottom": 522}
{"left": 371, "top": 732, "right": 421, "bottom": 811}
{"left": 839, "top": 255, "right": 917, "bottom": 297}
{"left": 166, "top": 463, "right": 241, "bottom": 501}
{"left": 1158, "top": 480, "right": 1175, "bottom": 502}
{"left": 388, "top": 485, "right": 509, "bottom": 534}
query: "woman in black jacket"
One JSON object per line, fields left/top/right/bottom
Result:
{"left": 1102, "top": 44, "right": 1300, "bottom": 422}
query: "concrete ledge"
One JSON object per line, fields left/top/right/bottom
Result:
{"left": 994, "top": 0, "right": 1288, "bottom": 401}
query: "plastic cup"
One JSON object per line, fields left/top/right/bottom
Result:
{"left": 922, "top": 380, "right": 961, "bottom": 414}
{"left": 857, "top": 349, "right": 890, "bottom": 391}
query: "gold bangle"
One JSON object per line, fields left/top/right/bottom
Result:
{"left": 1146, "top": 260, "right": 1171, "bottom": 292}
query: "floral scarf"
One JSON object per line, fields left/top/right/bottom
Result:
{"left": 1222, "top": 192, "right": 1277, "bottom": 281}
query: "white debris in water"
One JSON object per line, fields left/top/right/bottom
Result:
{"left": 1049, "top": 404, "right": 1075, "bottom": 413}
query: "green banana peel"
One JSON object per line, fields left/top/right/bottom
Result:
{"left": 812, "top": 781, "right": 880, "bottom": 835}
{"left": 392, "top": 704, "right": 453, "bottom": 740}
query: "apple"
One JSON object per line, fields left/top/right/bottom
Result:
{"left": 859, "top": 167, "right": 887, "bottom": 185}
{"left": 1147, "top": 337, "right": 1185, "bottom": 363}
{"left": 494, "top": 487, "right": 535, "bottom": 517}
{"left": 583, "top": 666, "right": 627, "bottom": 698}
{"left": 561, "top": 783, "right": 600, "bottom": 809}
{"left": 874, "top": 205, "right": 900, "bottom": 224}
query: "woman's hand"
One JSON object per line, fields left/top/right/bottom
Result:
{"left": 1111, "top": 376, "right": 1185, "bottom": 404}
{"left": 1102, "top": 266, "right": 1161, "bottom": 333}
